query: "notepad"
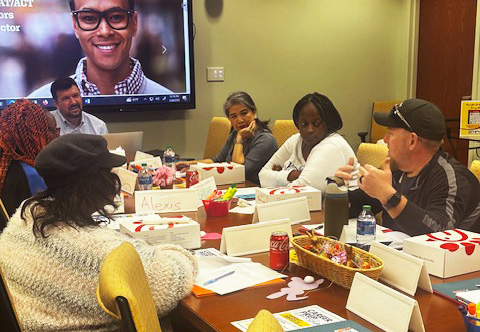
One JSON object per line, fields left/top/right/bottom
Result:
{"left": 456, "top": 289, "right": 480, "bottom": 304}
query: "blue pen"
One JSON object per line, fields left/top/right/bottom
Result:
{"left": 203, "top": 271, "right": 235, "bottom": 286}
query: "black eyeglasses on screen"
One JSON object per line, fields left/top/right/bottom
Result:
{"left": 72, "top": 9, "right": 133, "bottom": 31}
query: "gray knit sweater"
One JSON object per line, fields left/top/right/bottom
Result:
{"left": 0, "top": 207, "right": 198, "bottom": 332}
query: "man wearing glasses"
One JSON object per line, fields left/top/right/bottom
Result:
{"left": 28, "top": 0, "right": 171, "bottom": 97}
{"left": 336, "top": 98, "right": 480, "bottom": 236}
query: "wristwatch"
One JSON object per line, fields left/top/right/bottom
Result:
{"left": 384, "top": 191, "right": 402, "bottom": 210}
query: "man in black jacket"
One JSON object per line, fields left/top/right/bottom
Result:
{"left": 336, "top": 99, "right": 480, "bottom": 236}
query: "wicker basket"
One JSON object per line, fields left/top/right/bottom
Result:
{"left": 291, "top": 235, "right": 384, "bottom": 289}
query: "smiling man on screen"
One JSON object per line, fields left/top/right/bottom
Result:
{"left": 28, "top": 0, "right": 171, "bottom": 97}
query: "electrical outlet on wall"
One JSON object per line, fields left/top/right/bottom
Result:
{"left": 207, "top": 67, "right": 224, "bottom": 82}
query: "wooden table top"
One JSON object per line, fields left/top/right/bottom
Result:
{"left": 126, "top": 184, "right": 472, "bottom": 331}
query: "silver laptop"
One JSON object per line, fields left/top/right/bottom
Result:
{"left": 102, "top": 131, "right": 143, "bottom": 163}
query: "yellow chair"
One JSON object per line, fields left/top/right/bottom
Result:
{"left": 272, "top": 120, "right": 298, "bottom": 147}
{"left": 203, "top": 117, "right": 232, "bottom": 159}
{"left": 356, "top": 143, "right": 389, "bottom": 168}
{"left": 246, "top": 309, "right": 284, "bottom": 332}
{"left": 96, "top": 242, "right": 162, "bottom": 332}
{"left": 0, "top": 266, "right": 23, "bottom": 332}
{"left": 359, "top": 100, "right": 401, "bottom": 143}
{"left": 470, "top": 160, "right": 480, "bottom": 181}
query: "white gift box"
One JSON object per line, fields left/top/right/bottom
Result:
{"left": 403, "top": 229, "right": 480, "bottom": 278}
{"left": 255, "top": 185, "right": 322, "bottom": 211}
{"left": 191, "top": 162, "right": 245, "bottom": 185}
{"left": 119, "top": 214, "right": 201, "bottom": 249}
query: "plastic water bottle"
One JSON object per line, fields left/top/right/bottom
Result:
{"left": 356, "top": 205, "right": 376, "bottom": 246}
{"left": 163, "top": 145, "right": 176, "bottom": 169}
{"left": 324, "top": 177, "right": 349, "bottom": 240}
{"left": 138, "top": 163, "right": 152, "bottom": 190}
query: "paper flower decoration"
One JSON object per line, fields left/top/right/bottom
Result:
{"left": 152, "top": 165, "right": 174, "bottom": 187}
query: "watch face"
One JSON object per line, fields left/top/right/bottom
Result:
{"left": 387, "top": 192, "right": 401, "bottom": 208}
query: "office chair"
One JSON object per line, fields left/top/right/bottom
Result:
{"left": 246, "top": 309, "right": 284, "bottom": 332}
{"left": 96, "top": 242, "right": 162, "bottom": 332}
{"left": 0, "top": 266, "right": 23, "bottom": 332}
{"left": 358, "top": 100, "right": 401, "bottom": 143}
{"left": 356, "top": 143, "right": 389, "bottom": 168}
{"left": 272, "top": 119, "right": 298, "bottom": 147}
{"left": 470, "top": 160, "right": 480, "bottom": 182}
{"left": 203, "top": 117, "right": 232, "bottom": 159}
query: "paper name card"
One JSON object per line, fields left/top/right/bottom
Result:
{"left": 256, "top": 185, "right": 322, "bottom": 211}
{"left": 134, "top": 151, "right": 154, "bottom": 161}
{"left": 191, "top": 177, "right": 217, "bottom": 201}
{"left": 253, "top": 196, "right": 310, "bottom": 225}
{"left": 347, "top": 273, "right": 425, "bottom": 332}
{"left": 129, "top": 156, "right": 162, "bottom": 171}
{"left": 369, "top": 242, "right": 432, "bottom": 296}
{"left": 113, "top": 167, "right": 138, "bottom": 194}
{"left": 219, "top": 218, "right": 292, "bottom": 256}
{"left": 135, "top": 189, "right": 199, "bottom": 213}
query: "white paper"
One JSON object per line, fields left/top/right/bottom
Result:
{"left": 194, "top": 252, "right": 286, "bottom": 295}
{"left": 231, "top": 305, "right": 345, "bottom": 331}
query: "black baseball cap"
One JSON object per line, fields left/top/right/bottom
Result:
{"left": 373, "top": 98, "right": 445, "bottom": 141}
{"left": 35, "top": 134, "right": 127, "bottom": 188}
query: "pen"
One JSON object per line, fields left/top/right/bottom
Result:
{"left": 203, "top": 271, "right": 235, "bottom": 286}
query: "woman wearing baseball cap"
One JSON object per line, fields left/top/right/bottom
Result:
{"left": 0, "top": 134, "right": 197, "bottom": 331}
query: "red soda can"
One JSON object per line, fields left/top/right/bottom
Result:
{"left": 186, "top": 170, "right": 199, "bottom": 188}
{"left": 270, "top": 231, "right": 289, "bottom": 271}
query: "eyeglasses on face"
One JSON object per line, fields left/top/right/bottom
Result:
{"left": 72, "top": 9, "right": 133, "bottom": 31}
{"left": 390, "top": 104, "right": 413, "bottom": 131}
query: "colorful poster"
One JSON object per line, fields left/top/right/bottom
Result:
{"left": 460, "top": 101, "right": 480, "bottom": 138}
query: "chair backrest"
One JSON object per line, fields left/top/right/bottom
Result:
{"left": 272, "top": 120, "right": 298, "bottom": 147}
{"left": 470, "top": 160, "right": 480, "bottom": 181}
{"left": 370, "top": 100, "right": 401, "bottom": 143}
{"left": 246, "top": 309, "right": 284, "bottom": 332}
{"left": 356, "top": 143, "right": 389, "bottom": 168}
{"left": 0, "top": 266, "right": 23, "bottom": 332}
{"left": 203, "top": 117, "right": 232, "bottom": 159}
{"left": 96, "top": 242, "right": 162, "bottom": 332}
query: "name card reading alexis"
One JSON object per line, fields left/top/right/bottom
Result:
{"left": 135, "top": 189, "right": 199, "bottom": 213}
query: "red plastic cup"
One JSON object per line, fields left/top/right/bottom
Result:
{"left": 202, "top": 199, "right": 231, "bottom": 217}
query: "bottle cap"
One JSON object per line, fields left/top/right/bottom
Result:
{"left": 362, "top": 205, "right": 372, "bottom": 211}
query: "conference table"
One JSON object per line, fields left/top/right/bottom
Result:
{"left": 127, "top": 184, "right": 471, "bottom": 331}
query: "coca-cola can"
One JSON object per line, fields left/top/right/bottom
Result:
{"left": 186, "top": 170, "right": 199, "bottom": 188}
{"left": 270, "top": 231, "right": 289, "bottom": 271}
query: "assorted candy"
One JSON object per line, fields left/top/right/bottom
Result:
{"left": 303, "top": 231, "right": 373, "bottom": 270}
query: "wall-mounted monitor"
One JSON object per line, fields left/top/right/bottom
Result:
{"left": 0, "top": 0, "right": 195, "bottom": 113}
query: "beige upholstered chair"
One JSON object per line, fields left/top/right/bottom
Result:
{"left": 246, "top": 309, "right": 284, "bottom": 332}
{"left": 356, "top": 143, "right": 389, "bottom": 168}
{"left": 203, "top": 117, "right": 231, "bottom": 159}
{"left": 359, "top": 100, "right": 401, "bottom": 143}
{"left": 272, "top": 120, "right": 298, "bottom": 147}
{"left": 97, "top": 242, "right": 162, "bottom": 332}
{"left": 470, "top": 160, "right": 480, "bottom": 181}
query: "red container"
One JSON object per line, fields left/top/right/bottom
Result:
{"left": 202, "top": 199, "right": 231, "bottom": 217}
{"left": 270, "top": 231, "right": 289, "bottom": 271}
{"left": 186, "top": 170, "right": 199, "bottom": 188}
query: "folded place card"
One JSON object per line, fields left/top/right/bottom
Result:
{"left": 129, "top": 156, "right": 162, "bottom": 171}
{"left": 135, "top": 189, "right": 199, "bottom": 213}
{"left": 113, "top": 167, "right": 138, "bottom": 194}
{"left": 369, "top": 241, "right": 432, "bottom": 296}
{"left": 253, "top": 196, "right": 310, "bottom": 224}
{"left": 191, "top": 177, "right": 217, "bottom": 201}
{"left": 220, "top": 218, "right": 292, "bottom": 256}
{"left": 134, "top": 151, "right": 154, "bottom": 161}
{"left": 347, "top": 273, "right": 425, "bottom": 332}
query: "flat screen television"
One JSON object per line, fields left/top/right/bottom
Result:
{"left": 0, "top": 0, "right": 195, "bottom": 112}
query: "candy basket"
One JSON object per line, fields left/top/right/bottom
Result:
{"left": 291, "top": 235, "right": 384, "bottom": 289}
{"left": 463, "top": 314, "right": 480, "bottom": 332}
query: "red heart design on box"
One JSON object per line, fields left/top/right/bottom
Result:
{"left": 217, "top": 167, "right": 225, "bottom": 174}
{"left": 440, "top": 243, "right": 459, "bottom": 252}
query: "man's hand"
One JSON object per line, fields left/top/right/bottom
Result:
{"left": 334, "top": 157, "right": 355, "bottom": 186}
{"left": 272, "top": 164, "right": 282, "bottom": 171}
{"left": 236, "top": 120, "right": 256, "bottom": 143}
{"left": 358, "top": 158, "right": 396, "bottom": 204}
